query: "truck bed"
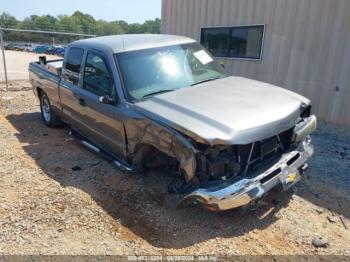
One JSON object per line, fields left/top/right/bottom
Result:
{"left": 30, "top": 58, "right": 64, "bottom": 76}
{"left": 29, "top": 58, "right": 64, "bottom": 104}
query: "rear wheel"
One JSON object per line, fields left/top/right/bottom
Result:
{"left": 40, "top": 92, "right": 61, "bottom": 127}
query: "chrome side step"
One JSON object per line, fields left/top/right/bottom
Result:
{"left": 69, "top": 130, "right": 134, "bottom": 172}
{"left": 114, "top": 160, "right": 133, "bottom": 172}
{"left": 81, "top": 140, "right": 100, "bottom": 153}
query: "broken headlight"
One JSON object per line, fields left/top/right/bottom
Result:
{"left": 300, "top": 104, "right": 312, "bottom": 118}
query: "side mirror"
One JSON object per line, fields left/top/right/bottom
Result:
{"left": 99, "top": 95, "right": 115, "bottom": 105}
{"left": 220, "top": 62, "right": 226, "bottom": 69}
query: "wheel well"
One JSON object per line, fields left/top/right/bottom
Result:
{"left": 133, "top": 144, "right": 180, "bottom": 172}
{"left": 37, "top": 87, "right": 43, "bottom": 97}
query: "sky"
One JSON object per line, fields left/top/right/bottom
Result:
{"left": 1, "top": 0, "right": 161, "bottom": 23}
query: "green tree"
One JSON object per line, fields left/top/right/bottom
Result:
{"left": 96, "top": 20, "right": 124, "bottom": 36}
{"left": 0, "top": 12, "right": 18, "bottom": 28}
{"left": 127, "top": 23, "right": 144, "bottom": 34}
{"left": 0, "top": 11, "right": 161, "bottom": 44}
{"left": 116, "top": 20, "right": 129, "bottom": 33}
{"left": 72, "top": 11, "right": 96, "bottom": 34}
{"left": 142, "top": 18, "right": 161, "bottom": 34}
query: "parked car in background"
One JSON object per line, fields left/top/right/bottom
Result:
{"left": 4, "top": 43, "right": 17, "bottom": 50}
{"left": 34, "top": 45, "right": 52, "bottom": 54}
{"left": 46, "top": 47, "right": 58, "bottom": 55}
{"left": 26, "top": 43, "right": 36, "bottom": 51}
{"left": 47, "top": 47, "right": 65, "bottom": 56}
{"left": 5, "top": 42, "right": 28, "bottom": 51}
{"left": 4, "top": 42, "right": 65, "bottom": 56}
{"left": 55, "top": 48, "right": 65, "bottom": 56}
{"left": 28, "top": 34, "right": 317, "bottom": 211}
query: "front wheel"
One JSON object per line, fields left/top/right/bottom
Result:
{"left": 40, "top": 92, "right": 61, "bottom": 128}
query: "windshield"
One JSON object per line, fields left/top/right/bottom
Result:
{"left": 116, "top": 43, "right": 227, "bottom": 101}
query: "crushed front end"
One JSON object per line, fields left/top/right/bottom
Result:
{"left": 180, "top": 115, "right": 317, "bottom": 211}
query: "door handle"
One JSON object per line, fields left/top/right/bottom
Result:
{"left": 79, "top": 98, "right": 86, "bottom": 106}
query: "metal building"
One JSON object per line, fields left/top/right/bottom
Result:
{"left": 161, "top": 0, "right": 350, "bottom": 125}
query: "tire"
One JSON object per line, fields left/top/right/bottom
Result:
{"left": 39, "top": 92, "right": 61, "bottom": 128}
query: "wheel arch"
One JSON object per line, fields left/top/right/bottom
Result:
{"left": 125, "top": 118, "right": 197, "bottom": 182}
{"left": 36, "top": 86, "right": 44, "bottom": 97}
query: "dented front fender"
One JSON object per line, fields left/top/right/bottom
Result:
{"left": 124, "top": 113, "right": 197, "bottom": 181}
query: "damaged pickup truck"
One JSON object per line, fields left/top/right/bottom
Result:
{"left": 29, "top": 34, "right": 317, "bottom": 211}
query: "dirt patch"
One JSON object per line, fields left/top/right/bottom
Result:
{"left": 0, "top": 87, "right": 350, "bottom": 255}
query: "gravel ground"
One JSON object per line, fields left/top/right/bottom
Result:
{"left": 0, "top": 86, "right": 350, "bottom": 256}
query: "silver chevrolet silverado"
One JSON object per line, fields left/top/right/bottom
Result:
{"left": 29, "top": 34, "right": 317, "bottom": 211}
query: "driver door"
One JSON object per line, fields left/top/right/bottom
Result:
{"left": 77, "top": 50, "right": 126, "bottom": 160}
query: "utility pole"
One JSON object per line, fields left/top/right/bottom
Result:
{"left": 0, "top": 29, "right": 9, "bottom": 91}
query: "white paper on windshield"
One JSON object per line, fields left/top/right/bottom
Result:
{"left": 193, "top": 50, "right": 213, "bottom": 65}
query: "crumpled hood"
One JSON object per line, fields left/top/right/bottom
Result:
{"left": 134, "top": 76, "right": 310, "bottom": 145}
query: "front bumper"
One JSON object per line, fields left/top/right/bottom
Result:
{"left": 180, "top": 136, "right": 314, "bottom": 211}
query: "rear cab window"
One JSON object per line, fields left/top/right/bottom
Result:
{"left": 63, "top": 47, "right": 84, "bottom": 85}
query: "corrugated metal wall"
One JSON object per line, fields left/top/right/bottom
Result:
{"left": 161, "top": 0, "right": 350, "bottom": 125}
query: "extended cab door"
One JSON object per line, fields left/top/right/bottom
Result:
{"left": 74, "top": 50, "right": 126, "bottom": 160}
{"left": 59, "top": 47, "right": 86, "bottom": 129}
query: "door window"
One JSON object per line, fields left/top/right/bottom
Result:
{"left": 83, "top": 53, "right": 113, "bottom": 97}
{"left": 64, "top": 47, "right": 84, "bottom": 85}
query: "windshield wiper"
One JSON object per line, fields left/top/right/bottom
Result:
{"left": 142, "top": 89, "right": 176, "bottom": 99}
{"left": 191, "top": 77, "right": 223, "bottom": 86}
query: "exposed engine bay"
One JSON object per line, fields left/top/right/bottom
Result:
{"left": 187, "top": 105, "right": 315, "bottom": 181}
{"left": 178, "top": 113, "right": 316, "bottom": 210}
{"left": 195, "top": 128, "right": 294, "bottom": 183}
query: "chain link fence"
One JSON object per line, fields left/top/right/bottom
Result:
{"left": 0, "top": 28, "right": 95, "bottom": 90}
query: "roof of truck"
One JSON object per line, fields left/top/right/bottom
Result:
{"left": 71, "top": 34, "right": 196, "bottom": 53}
